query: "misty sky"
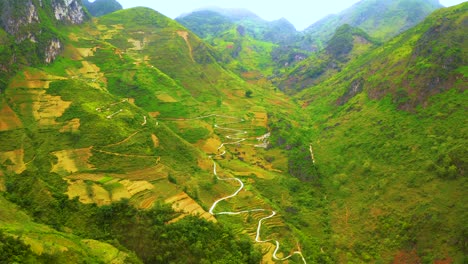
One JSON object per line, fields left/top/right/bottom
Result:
{"left": 112, "top": 0, "right": 466, "bottom": 30}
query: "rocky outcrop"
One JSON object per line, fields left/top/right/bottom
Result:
{"left": 45, "top": 38, "right": 62, "bottom": 64}
{"left": 52, "top": 0, "right": 86, "bottom": 24}
{"left": 0, "top": 0, "right": 40, "bottom": 40}
{"left": 0, "top": 0, "right": 88, "bottom": 64}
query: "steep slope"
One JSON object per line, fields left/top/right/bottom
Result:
{"left": 279, "top": 24, "right": 377, "bottom": 94}
{"left": 291, "top": 3, "right": 467, "bottom": 262}
{"left": 0, "top": 0, "right": 88, "bottom": 89}
{"left": 177, "top": 8, "right": 308, "bottom": 85}
{"left": 177, "top": 7, "right": 298, "bottom": 45}
{"left": 83, "top": 0, "right": 123, "bottom": 17}
{"left": 302, "top": 0, "right": 442, "bottom": 50}
{"left": 0, "top": 3, "right": 314, "bottom": 263}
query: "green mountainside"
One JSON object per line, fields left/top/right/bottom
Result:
{"left": 279, "top": 24, "right": 377, "bottom": 93}
{"left": 290, "top": 3, "right": 467, "bottom": 262}
{"left": 83, "top": 0, "right": 123, "bottom": 17}
{"left": 177, "top": 8, "right": 308, "bottom": 85}
{"left": 177, "top": 8, "right": 298, "bottom": 45}
{"left": 302, "top": 0, "right": 442, "bottom": 50}
{"left": 0, "top": 0, "right": 466, "bottom": 263}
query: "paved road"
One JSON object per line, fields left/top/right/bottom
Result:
{"left": 208, "top": 116, "right": 307, "bottom": 263}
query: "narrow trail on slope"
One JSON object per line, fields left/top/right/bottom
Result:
{"left": 173, "top": 114, "right": 307, "bottom": 263}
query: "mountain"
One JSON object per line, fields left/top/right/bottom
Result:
{"left": 0, "top": 1, "right": 307, "bottom": 263}
{"left": 0, "top": 0, "right": 466, "bottom": 263}
{"left": 302, "top": 0, "right": 442, "bottom": 50}
{"left": 286, "top": 3, "right": 467, "bottom": 262}
{"left": 0, "top": 0, "right": 88, "bottom": 73}
{"left": 177, "top": 8, "right": 307, "bottom": 85}
{"left": 177, "top": 7, "right": 299, "bottom": 45}
{"left": 83, "top": 0, "right": 123, "bottom": 17}
{"left": 278, "top": 24, "right": 377, "bottom": 93}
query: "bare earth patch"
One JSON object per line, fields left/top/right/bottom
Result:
{"left": 176, "top": 31, "right": 194, "bottom": 62}
{"left": 51, "top": 148, "right": 94, "bottom": 174}
{"left": 0, "top": 149, "right": 26, "bottom": 174}
{"left": 66, "top": 180, "right": 94, "bottom": 204}
{"left": 151, "top": 134, "right": 160, "bottom": 148}
{"left": 0, "top": 171, "right": 5, "bottom": 192}
{"left": 120, "top": 179, "right": 154, "bottom": 196}
{"left": 201, "top": 137, "right": 222, "bottom": 154}
{"left": 30, "top": 90, "right": 71, "bottom": 127}
{"left": 91, "top": 184, "right": 111, "bottom": 206}
{"left": 0, "top": 103, "right": 23, "bottom": 131}
{"left": 165, "top": 192, "right": 216, "bottom": 223}
{"left": 59, "top": 118, "right": 80, "bottom": 133}
{"left": 156, "top": 93, "right": 178, "bottom": 102}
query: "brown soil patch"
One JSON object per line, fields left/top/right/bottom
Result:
{"left": 0, "top": 171, "right": 5, "bottom": 192}
{"left": 176, "top": 31, "right": 194, "bottom": 62}
{"left": 79, "top": 61, "right": 101, "bottom": 74}
{"left": 51, "top": 148, "right": 94, "bottom": 174}
{"left": 138, "top": 194, "right": 158, "bottom": 209}
{"left": 260, "top": 245, "right": 276, "bottom": 264}
{"left": 121, "top": 164, "right": 167, "bottom": 181}
{"left": 0, "top": 103, "right": 22, "bottom": 131}
{"left": 76, "top": 48, "right": 95, "bottom": 58}
{"left": 66, "top": 176, "right": 156, "bottom": 205}
{"left": 66, "top": 180, "right": 94, "bottom": 204}
{"left": 0, "top": 149, "right": 26, "bottom": 174}
{"left": 197, "top": 158, "right": 213, "bottom": 171}
{"left": 67, "top": 173, "right": 105, "bottom": 181}
{"left": 109, "top": 183, "right": 132, "bottom": 202}
{"left": 201, "top": 137, "right": 222, "bottom": 154}
{"left": 91, "top": 184, "right": 111, "bottom": 206}
{"left": 120, "top": 179, "right": 154, "bottom": 196}
{"left": 392, "top": 250, "right": 421, "bottom": 264}
{"left": 151, "top": 134, "right": 160, "bottom": 148}
{"left": 68, "top": 33, "right": 79, "bottom": 42}
{"left": 149, "top": 112, "right": 160, "bottom": 118}
{"left": 253, "top": 112, "right": 268, "bottom": 127}
{"left": 9, "top": 79, "right": 50, "bottom": 89}
{"left": 156, "top": 94, "right": 177, "bottom": 102}
{"left": 29, "top": 90, "right": 71, "bottom": 127}
{"left": 59, "top": 118, "right": 80, "bottom": 133}
{"left": 128, "top": 98, "right": 135, "bottom": 104}
{"left": 165, "top": 192, "right": 216, "bottom": 223}
{"left": 127, "top": 38, "right": 147, "bottom": 51}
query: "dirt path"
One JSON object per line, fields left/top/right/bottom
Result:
{"left": 177, "top": 31, "right": 194, "bottom": 63}
{"left": 93, "top": 148, "right": 159, "bottom": 159}
{"left": 174, "top": 114, "right": 307, "bottom": 263}
{"left": 101, "top": 130, "right": 142, "bottom": 148}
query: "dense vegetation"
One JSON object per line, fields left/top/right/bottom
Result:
{"left": 0, "top": 0, "right": 466, "bottom": 263}
{"left": 303, "top": 0, "right": 442, "bottom": 50}
{"left": 83, "top": 0, "right": 123, "bottom": 17}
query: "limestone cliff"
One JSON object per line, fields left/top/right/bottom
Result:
{"left": 0, "top": 0, "right": 88, "bottom": 64}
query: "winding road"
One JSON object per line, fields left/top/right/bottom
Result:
{"left": 197, "top": 114, "right": 307, "bottom": 263}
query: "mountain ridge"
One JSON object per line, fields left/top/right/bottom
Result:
{"left": 0, "top": 1, "right": 466, "bottom": 263}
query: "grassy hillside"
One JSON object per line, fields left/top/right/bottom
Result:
{"left": 0, "top": 1, "right": 466, "bottom": 263}
{"left": 302, "top": 0, "right": 442, "bottom": 50}
{"left": 291, "top": 3, "right": 467, "bottom": 262}
{"left": 279, "top": 24, "right": 377, "bottom": 94}
{"left": 0, "top": 4, "right": 315, "bottom": 263}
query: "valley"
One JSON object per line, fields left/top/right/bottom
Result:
{"left": 0, "top": 0, "right": 466, "bottom": 263}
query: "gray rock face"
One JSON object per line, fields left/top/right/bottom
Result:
{"left": 0, "top": 0, "right": 87, "bottom": 64}
{"left": 52, "top": 0, "right": 86, "bottom": 24}
{"left": 45, "top": 38, "right": 62, "bottom": 64}
{"left": 0, "top": 0, "right": 40, "bottom": 38}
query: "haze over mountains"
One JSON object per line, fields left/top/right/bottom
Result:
{"left": 0, "top": 0, "right": 466, "bottom": 263}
